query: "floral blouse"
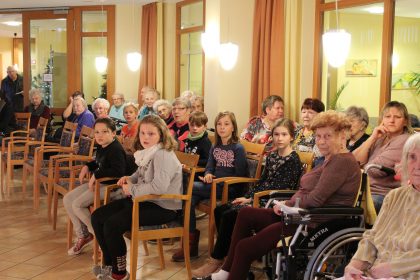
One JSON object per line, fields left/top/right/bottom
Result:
{"left": 240, "top": 116, "right": 273, "bottom": 153}
{"left": 293, "top": 125, "right": 321, "bottom": 158}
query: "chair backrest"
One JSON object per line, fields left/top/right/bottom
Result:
{"left": 15, "top": 112, "right": 31, "bottom": 133}
{"left": 34, "top": 117, "right": 49, "bottom": 142}
{"left": 297, "top": 151, "right": 315, "bottom": 173}
{"left": 208, "top": 133, "right": 216, "bottom": 145}
{"left": 356, "top": 172, "right": 377, "bottom": 226}
{"left": 76, "top": 125, "right": 95, "bottom": 156}
{"left": 59, "top": 121, "right": 78, "bottom": 148}
{"left": 175, "top": 151, "right": 200, "bottom": 168}
{"left": 240, "top": 139, "right": 265, "bottom": 179}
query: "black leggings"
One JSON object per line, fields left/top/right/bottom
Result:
{"left": 91, "top": 198, "right": 177, "bottom": 274}
{"left": 212, "top": 204, "right": 240, "bottom": 260}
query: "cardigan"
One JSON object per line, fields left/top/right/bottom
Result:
{"left": 352, "top": 185, "right": 420, "bottom": 279}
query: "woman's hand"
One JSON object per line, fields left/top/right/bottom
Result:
{"left": 79, "top": 166, "right": 89, "bottom": 184}
{"left": 273, "top": 204, "right": 283, "bottom": 216}
{"left": 199, "top": 173, "right": 216, "bottom": 183}
{"left": 344, "top": 260, "right": 368, "bottom": 280}
{"left": 88, "top": 174, "right": 96, "bottom": 192}
{"left": 117, "top": 176, "right": 129, "bottom": 186}
{"left": 122, "top": 183, "right": 131, "bottom": 196}
{"left": 369, "top": 262, "right": 392, "bottom": 279}
{"left": 371, "top": 122, "right": 389, "bottom": 141}
{"left": 232, "top": 197, "right": 251, "bottom": 205}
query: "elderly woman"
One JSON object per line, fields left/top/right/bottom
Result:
{"left": 345, "top": 133, "right": 420, "bottom": 280}
{"left": 153, "top": 99, "right": 174, "bottom": 126}
{"left": 109, "top": 93, "right": 125, "bottom": 121}
{"left": 354, "top": 101, "right": 413, "bottom": 213}
{"left": 345, "top": 106, "right": 370, "bottom": 152}
{"left": 169, "top": 97, "right": 191, "bottom": 151}
{"left": 72, "top": 97, "right": 95, "bottom": 137}
{"left": 241, "top": 95, "right": 284, "bottom": 153}
{"left": 195, "top": 111, "right": 361, "bottom": 280}
{"left": 24, "top": 88, "right": 51, "bottom": 133}
{"left": 191, "top": 95, "right": 204, "bottom": 113}
{"left": 92, "top": 98, "right": 110, "bottom": 119}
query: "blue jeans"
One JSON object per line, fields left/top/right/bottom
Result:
{"left": 371, "top": 194, "right": 385, "bottom": 214}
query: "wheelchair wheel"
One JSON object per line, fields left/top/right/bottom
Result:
{"left": 304, "top": 227, "right": 364, "bottom": 280}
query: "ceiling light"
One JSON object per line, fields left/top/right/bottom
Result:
{"left": 364, "top": 6, "right": 384, "bottom": 14}
{"left": 219, "top": 42, "right": 239, "bottom": 71}
{"left": 95, "top": 56, "right": 108, "bottom": 73}
{"left": 3, "top": 21, "right": 22, "bottom": 26}
{"left": 127, "top": 52, "right": 142, "bottom": 72}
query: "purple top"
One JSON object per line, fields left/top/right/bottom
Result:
{"left": 73, "top": 109, "right": 95, "bottom": 137}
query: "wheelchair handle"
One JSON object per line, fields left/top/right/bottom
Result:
{"left": 365, "top": 163, "right": 395, "bottom": 176}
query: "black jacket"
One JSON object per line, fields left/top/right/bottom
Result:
{"left": 184, "top": 131, "right": 212, "bottom": 167}
{"left": 1, "top": 75, "right": 24, "bottom": 112}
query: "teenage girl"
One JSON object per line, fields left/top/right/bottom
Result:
{"left": 120, "top": 103, "right": 139, "bottom": 155}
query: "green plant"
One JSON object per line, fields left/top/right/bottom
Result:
{"left": 330, "top": 81, "right": 349, "bottom": 110}
{"left": 407, "top": 72, "right": 420, "bottom": 95}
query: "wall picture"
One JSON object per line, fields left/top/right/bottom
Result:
{"left": 345, "top": 59, "right": 377, "bottom": 77}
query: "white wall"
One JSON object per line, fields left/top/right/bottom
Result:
{"left": 300, "top": 0, "right": 315, "bottom": 102}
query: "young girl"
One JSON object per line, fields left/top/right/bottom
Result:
{"left": 172, "top": 111, "right": 248, "bottom": 262}
{"left": 91, "top": 115, "right": 183, "bottom": 280}
{"left": 120, "top": 103, "right": 139, "bottom": 155}
{"left": 191, "top": 118, "right": 303, "bottom": 277}
{"left": 138, "top": 89, "right": 159, "bottom": 120}
{"left": 63, "top": 118, "right": 126, "bottom": 256}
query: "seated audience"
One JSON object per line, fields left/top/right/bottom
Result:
{"left": 293, "top": 98, "right": 325, "bottom": 165}
{"left": 241, "top": 95, "right": 284, "bottom": 153}
{"left": 92, "top": 98, "right": 110, "bottom": 119}
{"left": 138, "top": 89, "right": 159, "bottom": 120}
{"left": 184, "top": 111, "right": 212, "bottom": 167}
{"left": 91, "top": 115, "right": 182, "bottom": 280}
{"left": 139, "top": 85, "right": 153, "bottom": 101}
{"left": 153, "top": 99, "right": 174, "bottom": 126}
{"left": 344, "top": 133, "right": 420, "bottom": 280}
{"left": 62, "top": 91, "right": 87, "bottom": 121}
{"left": 72, "top": 97, "right": 95, "bottom": 138}
{"left": 354, "top": 101, "right": 413, "bottom": 213}
{"left": 63, "top": 118, "right": 126, "bottom": 256}
{"left": 109, "top": 93, "right": 126, "bottom": 130}
{"left": 172, "top": 111, "right": 248, "bottom": 262}
{"left": 0, "top": 93, "right": 16, "bottom": 137}
{"left": 120, "top": 103, "right": 139, "bottom": 155}
{"left": 194, "top": 110, "right": 361, "bottom": 280}
{"left": 169, "top": 97, "right": 191, "bottom": 151}
{"left": 192, "top": 118, "right": 303, "bottom": 277}
{"left": 191, "top": 95, "right": 204, "bottom": 113}
{"left": 24, "top": 88, "right": 51, "bottom": 135}
{"left": 345, "top": 106, "right": 370, "bottom": 152}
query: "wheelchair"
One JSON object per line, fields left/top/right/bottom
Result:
{"left": 257, "top": 164, "right": 394, "bottom": 280}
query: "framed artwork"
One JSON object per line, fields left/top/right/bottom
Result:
{"left": 345, "top": 59, "right": 377, "bottom": 77}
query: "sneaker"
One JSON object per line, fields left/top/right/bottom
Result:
{"left": 67, "top": 233, "right": 94, "bottom": 255}
{"left": 97, "top": 272, "right": 129, "bottom": 280}
{"left": 92, "top": 265, "right": 112, "bottom": 277}
{"left": 192, "top": 257, "right": 223, "bottom": 277}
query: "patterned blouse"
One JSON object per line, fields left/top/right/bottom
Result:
{"left": 240, "top": 150, "right": 303, "bottom": 207}
{"left": 293, "top": 125, "right": 321, "bottom": 158}
{"left": 240, "top": 116, "right": 273, "bottom": 153}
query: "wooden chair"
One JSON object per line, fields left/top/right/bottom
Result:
{"left": 35, "top": 125, "right": 94, "bottom": 221}
{"left": 197, "top": 140, "right": 265, "bottom": 254}
{"left": 1, "top": 117, "right": 49, "bottom": 195}
{"left": 296, "top": 151, "right": 315, "bottom": 173}
{"left": 22, "top": 121, "right": 78, "bottom": 210}
{"left": 103, "top": 151, "right": 199, "bottom": 280}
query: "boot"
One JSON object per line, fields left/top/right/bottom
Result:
{"left": 191, "top": 257, "right": 223, "bottom": 277}
{"left": 171, "top": 229, "right": 200, "bottom": 262}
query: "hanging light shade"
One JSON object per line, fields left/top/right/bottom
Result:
{"left": 126, "top": 52, "right": 142, "bottom": 71}
{"left": 95, "top": 56, "right": 108, "bottom": 73}
{"left": 322, "top": 30, "right": 351, "bottom": 68}
{"left": 201, "top": 31, "right": 220, "bottom": 58}
{"left": 218, "top": 42, "right": 239, "bottom": 71}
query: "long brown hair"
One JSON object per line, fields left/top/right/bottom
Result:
{"left": 133, "top": 115, "right": 178, "bottom": 151}
{"left": 214, "top": 111, "right": 239, "bottom": 145}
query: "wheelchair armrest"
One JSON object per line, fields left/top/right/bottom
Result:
{"left": 299, "top": 206, "right": 363, "bottom": 216}
{"left": 269, "top": 190, "right": 296, "bottom": 199}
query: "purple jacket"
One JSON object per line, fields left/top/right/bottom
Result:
{"left": 73, "top": 109, "right": 95, "bottom": 137}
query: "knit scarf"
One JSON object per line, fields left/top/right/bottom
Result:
{"left": 133, "top": 143, "right": 162, "bottom": 167}
{"left": 28, "top": 101, "right": 46, "bottom": 117}
{"left": 187, "top": 131, "right": 205, "bottom": 141}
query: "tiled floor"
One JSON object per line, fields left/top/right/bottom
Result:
{"left": 0, "top": 168, "right": 266, "bottom": 280}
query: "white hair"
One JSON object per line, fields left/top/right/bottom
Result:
{"left": 92, "top": 98, "right": 110, "bottom": 110}
{"left": 153, "top": 99, "right": 172, "bottom": 113}
{"left": 401, "top": 133, "right": 420, "bottom": 184}
{"left": 73, "top": 97, "right": 88, "bottom": 109}
{"left": 29, "top": 88, "right": 43, "bottom": 99}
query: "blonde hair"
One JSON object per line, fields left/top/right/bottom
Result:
{"left": 134, "top": 115, "right": 177, "bottom": 151}
{"left": 311, "top": 110, "right": 351, "bottom": 132}
{"left": 380, "top": 101, "right": 413, "bottom": 134}
{"left": 123, "top": 102, "right": 139, "bottom": 114}
{"left": 401, "top": 133, "right": 420, "bottom": 184}
{"left": 214, "top": 111, "right": 239, "bottom": 145}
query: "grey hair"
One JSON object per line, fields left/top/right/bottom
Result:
{"left": 345, "top": 106, "right": 369, "bottom": 128}
{"left": 191, "top": 95, "right": 204, "bottom": 105}
{"left": 144, "top": 89, "right": 160, "bottom": 99}
{"left": 262, "top": 95, "right": 284, "bottom": 115}
{"left": 173, "top": 97, "right": 191, "bottom": 109}
{"left": 112, "top": 93, "right": 125, "bottom": 101}
{"left": 29, "top": 88, "right": 43, "bottom": 100}
{"left": 73, "top": 97, "right": 88, "bottom": 109}
{"left": 401, "top": 133, "right": 420, "bottom": 184}
{"left": 181, "top": 90, "right": 195, "bottom": 100}
{"left": 153, "top": 99, "right": 172, "bottom": 113}
{"left": 92, "top": 98, "right": 110, "bottom": 110}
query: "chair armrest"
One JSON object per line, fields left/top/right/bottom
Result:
{"left": 93, "top": 177, "right": 121, "bottom": 209}
{"left": 300, "top": 206, "right": 363, "bottom": 216}
{"left": 269, "top": 190, "right": 297, "bottom": 199}
{"left": 196, "top": 167, "right": 206, "bottom": 173}
{"left": 104, "top": 184, "right": 122, "bottom": 204}
{"left": 10, "top": 130, "right": 29, "bottom": 137}
{"left": 133, "top": 193, "right": 188, "bottom": 203}
{"left": 253, "top": 189, "right": 281, "bottom": 208}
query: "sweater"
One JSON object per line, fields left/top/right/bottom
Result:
{"left": 205, "top": 143, "right": 248, "bottom": 179}
{"left": 169, "top": 121, "right": 189, "bottom": 152}
{"left": 367, "top": 133, "right": 410, "bottom": 196}
{"left": 287, "top": 152, "right": 360, "bottom": 208}
{"left": 128, "top": 149, "right": 183, "bottom": 210}
{"left": 184, "top": 131, "right": 212, "bottom": 167}
{"left": 352, "top": 185, "right": 420, "bottom": 280}
{"left": 73, "top": 109, "right": 95, "bottom": 137}
{"left": 86, "top": 138, "right": 126, "bottom": 180}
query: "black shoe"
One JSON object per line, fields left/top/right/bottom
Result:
{"left": 192, "top": 276, "right": 212, "bottom": 280}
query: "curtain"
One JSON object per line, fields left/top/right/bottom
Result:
{"left": 250, "top": 0, "right": 284, "bottom": 117}
{"left": 138, "top": 3, "right": 158, "bottom": 103}
{"left": 284, "top": 0, "right": 302, "bottom": 121}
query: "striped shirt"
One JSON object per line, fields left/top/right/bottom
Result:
{"left": 353, "top": 185, "right": 420, "bottom": 279}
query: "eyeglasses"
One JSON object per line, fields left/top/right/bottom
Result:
{"left": 173, "top": 107, "right": 187, "bottom": 111}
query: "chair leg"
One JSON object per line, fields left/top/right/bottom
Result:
{"left": 157, "top": 239, "right": 165, "bottom": 270}
{"left": 33, "top": 172, "right": 39, "bottom": 210}
{"left": 208, "top": 212, "right": 215, "bottom": 254}
{"left": 47, "top": 179, "right": 53, "bottom": 222}
{"left": 22, "top": 166, "right": 27, "bottom": 199}
{"left": 184, "top": 233, "right": 192, "bottom": 279}
{"left": 67, "top": 218, "right": 73, "bottom": 250}
{"left": 6, "top": 163, "right": 13, "bottom": 195}
{"left": 0, "top": 160, "right": 4, "bottom": 195}
{"left": 130, "top": 235, "right": 139, "bottom": 280}
{"left": 142, "top": 241, "right": 149, "bottom": 256}
{"left": 52, "top": 190, "right": 59, "bottom": 230}
{"left": 93, "top": 238, "right": 99, "bottom": 265}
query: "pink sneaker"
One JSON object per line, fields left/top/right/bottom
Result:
{"left": 68, "top": 233, "right": 94, "bottom": 255}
